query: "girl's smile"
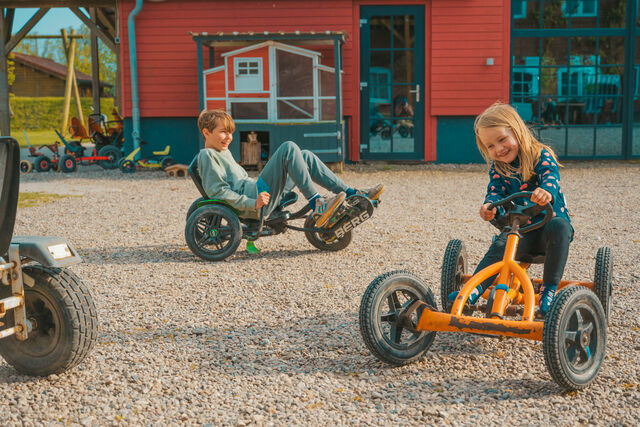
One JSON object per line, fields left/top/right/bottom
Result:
{"left": 477, "top": 126, "right": 519, "bottom": 164}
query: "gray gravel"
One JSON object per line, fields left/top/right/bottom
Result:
{"left": 3, "top": 161, "right": 639, "bottom": 425}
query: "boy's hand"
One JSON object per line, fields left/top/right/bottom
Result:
{"left": 531, "top": 188, "right": 552, "bottom": 206}
{"left": 255, "top": 191, "right": 270, "bottom": 209}
{"left": 479, "top": 203, "right": 497, "bottom": 221}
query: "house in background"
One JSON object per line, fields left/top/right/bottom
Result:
{"left": 11, "top": 52, "right": 112, "bottom": 98}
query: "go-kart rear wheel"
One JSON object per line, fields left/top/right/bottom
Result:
{"left": 186, "top": 197, "right": 206, "bottom": 221}
{"left": 161, "top": 156, "right": 174, "bottom": 171}
{"left": 59, "top": 155, "right": 77, "bottom": 173}
{"left": 440, "top": 239, "right": 467, "bottom": 312}
{"left": 594, "top": 247, "right": 613, "bottom": 322}
{"left": 20, "top": 159, "right": 33, "bottom": 174}
{"left": 303, "top": 215, "right": 352, "bottom": 251}
{"left": 97, "top": 145, "right": 121, "bottom": 169}
{"left": 185, "top": 204, "right": 242, "bottom": 261}
{"left": 34, "top": 155, "right": 51, "bottom": 172}
{"left": 359, "top": 270, "right": 437, "bottom": 366}
{"left": 0, "top": 265, "right": 98, "bottom": 376}
{"left": 120, "top": 159, "right": 136, "bottom": 173}
{"left": 542, "top": 286, "right": 607, "bottom": 391}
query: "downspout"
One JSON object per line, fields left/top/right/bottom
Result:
{"left": 128, "top": 0, "right": 143, "bottom": 151}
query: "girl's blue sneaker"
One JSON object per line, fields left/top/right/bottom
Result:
{"left": 447, "top": 285, "right": 482, "bottom": 305}
{"left": 539, "top": 284, "right": 557, "bottom": 316}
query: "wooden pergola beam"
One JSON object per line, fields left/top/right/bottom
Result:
{"left": 3, "top": 8, "right": 14, "bottom": 42}
{"left": 69, "top": 7, "right": 115, "bottom": 53}
{"left": 4, "top": 7, "right": 49, "bottom": 54}
{"left": 96, "top": 8, "right": 115, "bottom": 38}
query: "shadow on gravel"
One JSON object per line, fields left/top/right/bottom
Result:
{"left": 79, "top": 245, "right": 322, "bottom": 264}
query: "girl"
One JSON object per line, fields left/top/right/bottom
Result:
{"left": 452, "top": 102, "right": 573, "bottom": 316}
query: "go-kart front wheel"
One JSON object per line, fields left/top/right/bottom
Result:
{"left": 359, "top": 270, "right": 437, "bottom": 366}
{"left": 120, "top": 159, "right": 136, "bottom": 173}
{"left": 20, "top": 159, "right": 33, "bottom": 174}
{"left": 0, "top": 265, "right": 98, "bottom": 376}
{"left": 440, "top": 239, "right": 467, "bottom": 312}
{"left": 542, "top": 286, "right": 607, "bottom": 391}
{"left": 303, "top": 215, "right": 352, "bottom": 251}
{"left": 185, "top": 204, "right": 242, "bottom": 261}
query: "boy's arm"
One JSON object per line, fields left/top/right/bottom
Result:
{"left": 198, "top": 151, "right": 256, "bottom": 211}
{"left": 535, "top": 150, "right": 561, "bottom": 203}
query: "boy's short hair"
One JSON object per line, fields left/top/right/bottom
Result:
{"left": 197, "top": 109, "right": 235, "bottom": 133}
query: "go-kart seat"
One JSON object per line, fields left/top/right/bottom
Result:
{"left": 517, "top": 253, "right": 546, "bottom": 264}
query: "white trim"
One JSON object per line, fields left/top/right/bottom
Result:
{"left": 228, "top": 90, "right": 270, "bottom": 95}
{"left": 268, "top": 45, "right": 277, "bottom": 121}
{"left": 312, "top": 55, "right": 319, "bottom": 120}
{"left": 221, "top": 41, "right": 273, "bottom": 57}
{"left": 203, "top": 65, "right": 225, "bottom": 75}
{"left": 225, "top": 55, "right": 230, "bottom": 110}
{"left": 221, "top": 40, "right": 321, "bottom": 58}
{"left": 279, "top": 99, "right": 314, "bottom": 118}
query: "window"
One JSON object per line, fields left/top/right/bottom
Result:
{"left": 562, "top": 0, "right": 598, "bottom": 18}
{"left": 513, "top": 1, "right": 527, "bottom": 19}
{"left": 234, "top": 58, "right": 263, "bottom": 92}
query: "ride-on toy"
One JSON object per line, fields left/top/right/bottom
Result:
{"left": 0, "top": 137, "right": 98, "bottom": 375}
{"left": 20, "top": 130, "right": 63, "bottom": 174}
{"left": 54, "top": 129, "right": 121, "bottom": 172}
{"left": 118, "top": 142, "right": 173, "bottom": 173}
{"left": 185, "top": 157, "right": 380, "bottom": 261}
{"left": 359, "top": 192, "right": 611, "bottom": 391}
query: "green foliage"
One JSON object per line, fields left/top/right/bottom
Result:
{"left": 10, "top": 96, "right": 115, "bottom": 131}
{"left": 7, "top": 54, "right": 15, "bottom": 86}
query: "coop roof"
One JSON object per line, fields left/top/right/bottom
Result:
{"left": 11, "top": 52, "right": 112, "bottom": 87}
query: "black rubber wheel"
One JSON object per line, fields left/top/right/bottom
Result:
{"left": 542, "top": 286, "right": 607, "bottom": 391}
{"left": 0, "top": 265, "right": 98, "bottom": 376}
{"left": 185, "top": 204, "right": 242, "bottom": 261}
{"left": 594, "top": 247, "right": 613, "bottom": 322}
{"left": 303, "top": 214, "right": 352, "bottom": 251}
{"left": 97, "top": 145, "right": 121, "bottom": 169}
{"left": 161, "top": 156, "right": 174, "bottom": 171}
{"left": 120, "top": 159, "right": 136, "bottom": 173}
{"left": 59, "top": 155, "right": 77, "bottom": 173}
{"left": 186, "top": 197, "right": 206, "bottom": 221}
{"left": 20, "top": 159, "right": 33, "bottom": 174}
{"left": 380, "top": 126, "right": 391, "bottom": 140}
{"left": 34, "top": 155, "right": 51, "bottom": 172}
{"left": 440, "top": 239, "right": 467, "bottom": 312}
{"left": 359, "top": 270, "right": 437, "bottom": 366}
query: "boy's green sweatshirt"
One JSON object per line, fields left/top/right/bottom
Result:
{"left": 197, "top": 148, "right": 258, "bottom": 218}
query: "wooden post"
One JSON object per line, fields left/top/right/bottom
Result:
{"left": 62, "top": 30, "right": 85, "bottom": 129}
{"left": 0, "top": 9, "right": 11, "bottom": 136}
{"left": 90, "top": 8, "right": 100, "bottom": 115}
{"left": 60, "top": 29, "right": 79, "bottom": 136}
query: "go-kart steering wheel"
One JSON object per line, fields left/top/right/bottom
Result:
{"left": 488, "top": 191, "right": 553, "bottom": 233}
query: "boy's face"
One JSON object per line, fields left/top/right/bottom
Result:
{"left": 202, "top": 122, "right": 232, "bottom": 151}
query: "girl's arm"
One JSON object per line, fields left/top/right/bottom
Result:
{"left": 535, "top": 150, "right": 561, "bottom": 203}
{"left": 483, "top": 165, "right": 508, "bottom": 216}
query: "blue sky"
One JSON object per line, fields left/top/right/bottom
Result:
{"left": 13, "top": 8, "right": 83, "bottom": 35}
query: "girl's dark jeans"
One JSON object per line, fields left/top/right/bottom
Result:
{"left": 474, "top": 217, "right": 573, "bottom": 290}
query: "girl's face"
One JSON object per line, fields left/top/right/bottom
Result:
{"left": 203, "top": 122, "right": 233, "bottom": 151}
{"left": 477, "top": 126, "right": 519, "bottom": 164}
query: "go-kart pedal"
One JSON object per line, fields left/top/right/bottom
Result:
{"left": 324, "top": 195, "right": 375, "bottom": 239}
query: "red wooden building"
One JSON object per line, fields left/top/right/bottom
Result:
{"left": 117, "top": 0, "right": 510, "bottom": 164}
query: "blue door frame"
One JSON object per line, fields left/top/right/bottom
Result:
{"left": 360, "top": 5, "right": 425, "bottom": 160}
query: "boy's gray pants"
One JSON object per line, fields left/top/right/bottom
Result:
{"left": 257, "top": 141, "right": 348, "bottom": 217}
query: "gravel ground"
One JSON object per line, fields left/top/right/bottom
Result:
{"left": 2, "top": 161, "right": 639, "bottom": 425}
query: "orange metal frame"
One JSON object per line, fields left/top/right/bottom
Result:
{"left": 415, "top": 228, "right": 593, "bottom": 341}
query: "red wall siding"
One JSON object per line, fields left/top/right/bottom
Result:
{"left": 430, "top": 0, "right": 510, "bottom": 115}
{"left": 205, "top": 69, "right": 225, "bottom": 99}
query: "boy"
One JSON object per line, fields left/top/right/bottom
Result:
{"left": 197, "top": 109, "right": 383, "bottom": 227}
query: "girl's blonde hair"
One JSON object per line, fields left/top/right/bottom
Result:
{"left": 474, "top": 102, "right": 559, "bottom": 181}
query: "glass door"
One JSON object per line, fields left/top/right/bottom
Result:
{"left": 360, "top": 5, "right": 425, "bottom": 160}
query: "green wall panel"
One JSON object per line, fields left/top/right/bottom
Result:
{"left": 436, "top": 117, "right": 484, "bottom": 164}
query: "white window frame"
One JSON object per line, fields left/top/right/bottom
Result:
{"left": 233, "top": 57, "right": 263, "bottom": 93}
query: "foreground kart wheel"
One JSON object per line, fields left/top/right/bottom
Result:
{"left": 440, "top": 239, "right": 467, "bottom": 312}
{"left": 185, "top": 204, "right": 242, "bottom": 261}
{"left": 0, "top": 265, "right": 98, "bottom": 376}
{"left": 120, "top": 159, "right": 136, "bottom": 173}
{"left": 594, "top": 247, "right": 613, "bottom": 322}
{"left": 20, "top": 159, "right": 33, "bottom": 174}
{"left": 59, "top": 155, "right": 77, "bottom": 173}
{"left": 34, "top": 155, "right": 51, "bottom": 172}
{"left": 359, "top": 270, "right": 437, "bottom": 366}
{"left": 542, "top": 286, "right": 607, "bottom": 391}
{"left": 97, "top": 145, "right": 121, "bottom": 169}
{"left": 303, "top": 215, "right": 352, "bottom": 251}
{"left": 186, "top": 197, "right": 206, "bottom": 221}
{"left": 161, "top": 156, "right": 174, "bottom": 171}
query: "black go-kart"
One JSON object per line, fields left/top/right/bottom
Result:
{"left": 184, "top": 157, "right": 380, "bottom": 261}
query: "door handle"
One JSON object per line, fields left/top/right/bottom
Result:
{"left": 409, "top": 84, "right": 420, "bottom": 103}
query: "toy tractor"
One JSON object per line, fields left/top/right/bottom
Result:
{"left": 0, "top": 136, "right": 98, "bottom": 375}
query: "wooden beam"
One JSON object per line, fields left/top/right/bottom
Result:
{"left": 90, "top": 8, "right": 100, "bottom": 114}
{"left": 3, "top": 8, "right": 14, "bottom": 42}
{"left": 0, "top": 10, "right": 11, "bottom": 135}
{"left": 4, "top": 8, "right": 49, "bottom": 54}
{"left": 96, "top": 8, "right": 115, "bottom": 38}
{"left": 69, "top": 7, "right": 116, "bottom": 53}
{"left": 0, "top": 1, "right": 115, "bottom": 7}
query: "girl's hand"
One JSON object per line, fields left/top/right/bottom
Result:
{"left": 255, "top": 192, "right": 270, "bottom": 209}
{"left": 479, "top": 203, "right": 497, "bottom": 221}
{"left": 531, "top": 188, "right": 552, "bottom": 206}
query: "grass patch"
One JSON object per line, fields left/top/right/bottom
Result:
{"left": 11, "top": 130, "right": 61, "bottom": 148}
{"left": 18, "top": 192, "right": 80, "bottom": 208}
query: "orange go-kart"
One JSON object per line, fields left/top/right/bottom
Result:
{"left": 359, "top": 192, "right": 612, "bottom": 391}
